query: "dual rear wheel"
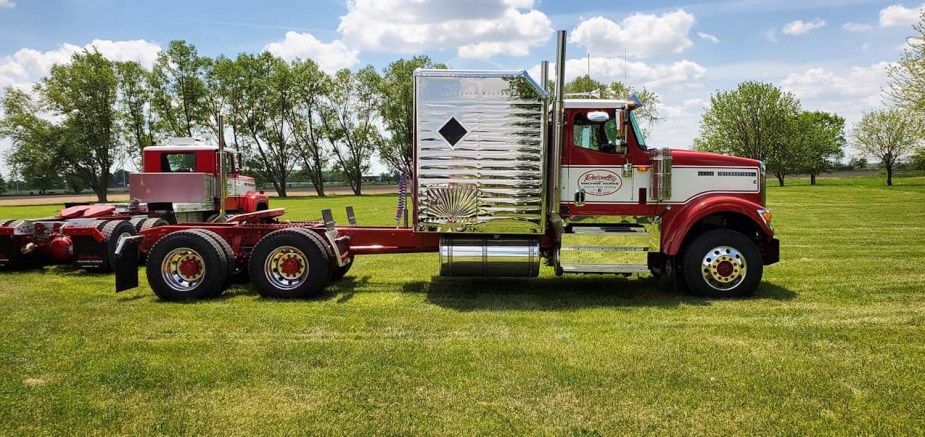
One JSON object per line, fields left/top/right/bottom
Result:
{"left": 146, "top": 228, "right": 339, "bottom": 301}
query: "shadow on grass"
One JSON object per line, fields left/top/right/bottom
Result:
{"left": 394, "top": 276, "right": 796, "bottom": 311}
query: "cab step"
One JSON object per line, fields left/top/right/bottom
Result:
{"left": 560, "top": 263, "right": 649, "bottom": 274}
{"left": 561, "top": 245, "right": 649, "bottom": 252}
{"left": 570, "top": 225, "right": 648, "bottom": 235}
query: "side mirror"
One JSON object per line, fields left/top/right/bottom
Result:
{"left": 587, "top": 111, "right": 610, "bottom": 123}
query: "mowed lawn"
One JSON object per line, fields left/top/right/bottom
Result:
{"left": 1, "top": 174, "right": 923, "bottom": 435}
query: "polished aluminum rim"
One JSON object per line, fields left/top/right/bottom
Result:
{"left": 701, "top": 245, "right": 747, "bottom": 291}
{"left": 161, "top": 248, "right": 205, "bottom": 292}
{"left": 264, "top": 245, "right": 309, "bottom": 290}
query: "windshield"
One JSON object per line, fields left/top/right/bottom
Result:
{"left": 629, "top": 111, "right": 647, "bottom": 150}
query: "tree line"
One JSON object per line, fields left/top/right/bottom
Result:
{"left": 0, "top": 41, "right": 446, "bottom": 201}
{"left": 694, "top": 11, "right": 925, "bottom": 187}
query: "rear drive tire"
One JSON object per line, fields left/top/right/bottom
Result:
{"left": 682, "top": 229, "right": 762, "bottom": 298}
{"left": 249, "top": 228, "right": 330, "bottom": 299}
{"left": 146, "top": 231, "right": 229, "bottom": 301}
{"left": 186, "top": 229, "right": 235, "bottom": 297}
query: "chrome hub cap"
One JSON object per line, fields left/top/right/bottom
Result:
{"left": 161, "top": 248, "right": 205, "bottom": 292}
{"left": 265, "top": 246, "right": 309, "bottom": 290}
{"left": 701, "top": 245, "right": 747, "bottom": 291}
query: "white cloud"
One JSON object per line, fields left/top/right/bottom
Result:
{"left": 843, "top": 22, "right": 873, "bottom": 32}
{"left": 781, "top": 62, "right": 891, "bottom": 112}
{"left": 570, "top": 10, "right": 696, "bottom": 58}
{"left": 0, "top": 39, "right": 161, "bottom": 89}
{"left": 0, "top": 0, "right": 14, "bottom": 9}
{"left": 264, "top": 31, "right": 359, "bottom": 73}
{"left": 529, "top": 57, "right": 706, "bottom": 89}
{"left": 697, "top": 32, "right": 720, "bottom": 43}
{"left": 337, "top": 0, "right": 552, "bottom": 59}
{"left": 782, "top": 18, "right": 827, "bottom": 36}
{"left": 879, "top": 3, "right": 924, "bottom": 27}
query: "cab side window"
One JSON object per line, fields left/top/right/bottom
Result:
{"left": 160, "top": 153, "right": 197, "bottom": 172}
{"left": 572, "top": 112, "right": 623, "bottom": 154}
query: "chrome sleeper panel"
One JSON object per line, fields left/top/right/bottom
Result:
{"left": 414, "top": 70, "right": 547, "bottom": 234}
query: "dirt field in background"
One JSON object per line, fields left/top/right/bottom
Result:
{"left": 0, "top": 185, "right": 399, "bottom": 207}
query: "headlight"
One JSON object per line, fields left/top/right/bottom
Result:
{"left": 757, "top": 208, "right": 773, "bottom": 231}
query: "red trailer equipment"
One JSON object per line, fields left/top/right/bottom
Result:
{"left": 0, "top": 138, "right": 269, "bottom": 271}
{"left": 108, "top": 31, "right": 778, "bottom": 300}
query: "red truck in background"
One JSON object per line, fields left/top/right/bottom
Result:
{"left": 0, "top": 138, "right": 269, "bottom": 272}
{"left": 105, "top": 30, "right": 779, "bottom": 301}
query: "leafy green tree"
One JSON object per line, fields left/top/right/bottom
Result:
{"left": 116, "top": 61, "right": 155, "bottom": 161}
{"left": 909, "top": 147, "right": 925, "bottom": 171}
{"left": 375, "top": 56, "right": 446, "bottom": 176}
{"left": 320, "top": 67, "right": 381, "bottom": 195}
{"left": 887, "top": 11, "right": 925, "bottom": 112}
{"left": 289, "top": 58, "right": 331, "bottom": 196}
{"left": 0, "top": 171, "right": 6, "bottom": 194}
{"left": 236, "top": 52, "right": 299, "bottom": 197}
{"left": 693, "top": 81, "right": 801, "bottom": 186}
{"left": 853, "top": 109, "right": 925, "bottom": 186}
{"left": 150, "top": 40, "right": 210, "bottom": 137}
{"left": 791, "top": 111, "right": 846, "bottom": 185}
{"left": 1, "top": 88, "right": 64, "bottom": 195}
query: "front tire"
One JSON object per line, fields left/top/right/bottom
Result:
{"left": 146, "top": 231, "right": 229, "bottom": 301}
{"left": 249, "top": 228, "right": 330, "bottom": 299}
{"left": 682, "top": 229, "right": 762, "bottom": 298}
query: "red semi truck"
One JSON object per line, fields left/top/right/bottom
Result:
{"left": 107, "top": 31, "right": 779, "bottom": 300}
{"left": 0, "top": 138, "right": 269, "bottom": 271}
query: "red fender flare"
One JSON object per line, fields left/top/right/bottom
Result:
{"left": 661, "top": 195, "right": 773, "bottom": 256}
{"left": 243, "top": 192, "right": 269, "bottom": 213}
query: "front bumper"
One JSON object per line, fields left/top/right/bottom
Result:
{"left": 761, "top": 237, "right": 780, "bottom": 265}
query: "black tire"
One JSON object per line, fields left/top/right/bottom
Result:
{"left": 330, "top": 255, "right": 354, "bottom": 281}
{"left": 186, "top": 229, "right": 234, "bottom": 296}
{"left": 248, "top": 228, "right": 330, "bottom": 299}
{"left": 99, "top": 220, "right": 137, "bottom": 273}
{"left": 146, "top": 230, "right": 229, "bottom": 301}
{"left": 682, "top": 229, "right": 762, "bottom": 298}
{"left": 140, "top": 218, "right": 169, "bottom": 232}
{"left": 130, "top": 217, "right": 146, "bottom": 232}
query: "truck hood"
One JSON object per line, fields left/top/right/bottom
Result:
{"left": 666, "top": 149, "right": 762, "bottom": 168}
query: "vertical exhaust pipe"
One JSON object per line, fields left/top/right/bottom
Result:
{"left": 213, "top": 114, "right": 227, "bottom": 222}
{"left": 549, "top": 30, "right": 567, "bottom": 214}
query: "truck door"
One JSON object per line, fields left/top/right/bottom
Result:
{"left": 560, "top": 108, "right": 631, "bottom": 214}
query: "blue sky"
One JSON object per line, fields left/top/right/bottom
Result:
{"left": 0, "top": 0, "right": 923, "bottom": 171}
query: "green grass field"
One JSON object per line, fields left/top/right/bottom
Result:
{"left": 1, "top": 173, "right": 924, "bottom": 435}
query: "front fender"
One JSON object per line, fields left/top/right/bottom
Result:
{"left": 244, "top": 192, "right": 269, "bottom": 213}
{"left": 661, "top": 195, "right": 773, "bottom": 256}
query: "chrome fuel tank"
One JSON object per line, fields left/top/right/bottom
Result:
{"left": 414, "top": 69, "right": 547, "bottom": 234}
{"left": 439, "top": 236, "right": 541, "bottom": 278}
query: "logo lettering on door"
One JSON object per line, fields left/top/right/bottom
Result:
{"left": 578, "top": 169, "right": 623, "bottom": 196}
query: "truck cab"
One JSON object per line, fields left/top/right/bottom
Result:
{"left": 131, "top": 138, "right": 269, "bottom": 222}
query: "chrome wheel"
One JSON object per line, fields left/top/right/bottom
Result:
{"left": 701, "top": 245, "right": 747, "bottom": 291}
{"left": 264, "top": 245, "right": 309, "bottom": 290}
{"left": 161, "top": 248, "right": 206, "bottom": 292}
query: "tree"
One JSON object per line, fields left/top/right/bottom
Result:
{"left": 150, "top": 40, "right": 210, "bottom": 137}
{"left": 693, "top": 81, "right": 801, "bottom": 186}
{"left": 791, "top": 111, "right": 846, "bottom": 185}
{"left": 289, "top": 59, "right": 331, "bottom": 196}
{"left": 320, "top": 67, "right": 381, "bottom": 195}
{"left": 0, "top": 171, "right": 6, "bottom": 194}
{"left": 236, "top": 53, "right": 299, "bottom": 197}
{"left": 1, "top": 88, "right": 65, "bottom": 195}
{"left": 887, "top": 10, "right": 925, "bottom": 112}
{"left": 375, "top": 56, "right": 446, "bottom": 176}
{"left": 909, "top": 147, "right": 925, "bottom": 171}
{"left": 116, "top": 61, "right": 155, "bottom": 162}
{"left": 853, "top": 109, "right": 924, "bottom": 186}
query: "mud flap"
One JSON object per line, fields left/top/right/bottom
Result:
{"left": 72, "top": 235, "right": 108, "bottom": 269}
{"left": 114, "top": 235, "right": 143, "bottom": 292}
